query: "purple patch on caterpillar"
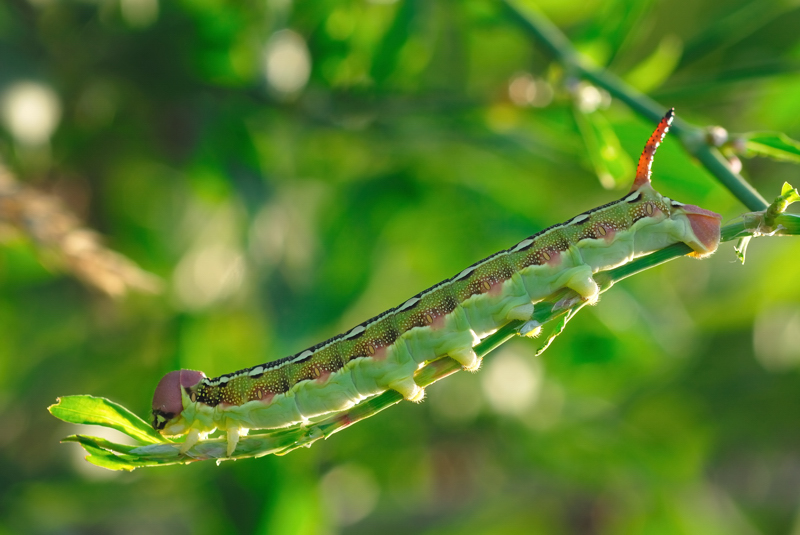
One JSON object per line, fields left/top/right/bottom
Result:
{"left": 679, "top": 204, "right": 722, "bottom": 258}
{"left": 152, "top": 369, "right": 205, "bottom": 416}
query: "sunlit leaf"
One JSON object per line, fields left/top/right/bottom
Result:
{"left": 734, "top": 236, "right": 751, "bottom": 264}
{"left": 744, "top": 132, "right": 800, "bottom": 163}
{"left": 574, "top": 108, "right": 634, "bottom": 189}
{"left": 49, "top": 395, "right": 165, "bottom": 445}
{"left": 62, "top": 435, "right": 149, "bottom": 471}
{"left": 781, "top": 182, "right": 800, "bottom": 203}
{"left": 623, "top": 34, "right": 683, "bottom": 92}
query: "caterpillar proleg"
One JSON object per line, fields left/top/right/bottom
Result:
{"left": 152, "top": 109, "right": 722, "bottom": 457}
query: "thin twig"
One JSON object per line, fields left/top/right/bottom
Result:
{"left": 502, "top": 0, "right": 769, "bottom": 212}
{"left": 0, "top": 162, "right": 161, "bottom": 297}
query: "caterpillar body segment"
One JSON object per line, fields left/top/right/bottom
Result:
{"left": 152, "top": 109, "right": 723, "bottom": 457}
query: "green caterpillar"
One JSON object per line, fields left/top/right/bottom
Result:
{"left": 152, "top": 109, "right": 722, "bottom": 457}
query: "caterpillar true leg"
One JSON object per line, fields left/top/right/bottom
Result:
{"left": 226, "top": 427, "right": 241, "bottom": 457}
{"left": 179, "top": 428, "right": 206, "bottom": 455}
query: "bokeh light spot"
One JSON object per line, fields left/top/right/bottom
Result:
{"left": 0, "top": 81, "right": 61, "bottom": 146}
{"left": 173, "top": 245, "right": 245, "bottom": 310}
{"left": 753, "top": 304, "right": 800, "bottom": 371}
{"left": 429, "top": 372, "right": 482, "bottom": 425}
{"left": 263, "top": 30, "right": 311, "bottom": 96}
{"left": 120, "top": 0, "right": 159, "bottom": 28}
{"left": 508, "top": 73, "right": 553, "bottom": 108}
{"left": 481, "top": 348, "right": 541, "bottom": 416}
{"left": 319, "top": 464, "right": 380, "bottom": 526}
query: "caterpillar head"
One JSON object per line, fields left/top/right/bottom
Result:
{"left": 670, "top": 201, "right": 722, "bottom": 258}
{"left": 151, "top": 369, "right": 205, "bottom": 431}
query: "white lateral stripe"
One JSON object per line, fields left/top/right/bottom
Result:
{"left": 511, "top": 238, "right": 534, "bottom": 252}
{"left": 219, "top": 376, "right": 229, "bottom": 383}
{"left": 454, "top": 266, "right": 476, "bottom": 281}
{"left": 625, "top": 191, "right": 641, "bottom": 202}
{"left": 571, "top": 214, "right": 589, "bottom": 224}
{"left": 343, "top": 324, "right": 366, "bottom": 339}
{"left": 398, "top": 297, "right": 420, "bottom": 312}
{"left": 293, "top": 350, "right": 313, "bottom": 362}
{"left": 249, "top": 366, "right": 264, "bottom": 376}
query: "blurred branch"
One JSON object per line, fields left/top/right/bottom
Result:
{"left": 502, "top": 0, "right": 770, "bottom": 213}
{"left": 0, "top": 163, "right": 161, "bottom": 297}
{"left": 50, "top": 187, "right": 800, "bottom": 469}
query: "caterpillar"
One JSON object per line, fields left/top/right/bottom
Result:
{"left": 152, "top": 109, "right": 722, "bottom": 457}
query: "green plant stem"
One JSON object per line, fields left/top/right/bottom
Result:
{"left": 502, "top": 0, "right": 769, "bottom": 213}
{"left": 56, "top": 210, "right": 798, "bottom": 469}
{"left": 54, "top": 184, "right": 800, "bottom": 468}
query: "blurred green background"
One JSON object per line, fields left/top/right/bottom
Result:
{"left": 2, "top": 0, "right": 800, "bottom": 533}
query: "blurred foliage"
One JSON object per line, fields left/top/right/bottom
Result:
{"left": 744, "top": 132, "right": 800, "bottom": 163}
{"left": 2, "top": 0, "right": 800, "bottom": 533}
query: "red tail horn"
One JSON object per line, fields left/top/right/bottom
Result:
{"left": 631, "top": 108, "right": 674, "bottom": 192}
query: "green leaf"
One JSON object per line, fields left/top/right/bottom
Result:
{"left": 82, "top": 448, "right": 139, "bottom": 472}
{"left": 744, "top": 132, "right": 800, "bottom": 163}
{"left": 574, "top": 108, "right": 634, "bottom": 189}
{"left": 64, "top": 435, "right": 185, "bottom": 470}
{"left": 49, "top": 395, "right": 166, "bottom": 445}
{"left": 781, "top": 182, "right": 800, "bottom": 203}
{"left": 734, "top": 236, "right": 751, "bottom": 264}
{"left": 765, "top": 181, "right": 800, "bottom": 227}
{"left": 535, "top": 303, "right": 586, "bottom": 357}
{"left": 64, "top": 435, "right": 144, "bottom": 471}
{"left": 623, "top": 34, "right": 683, "bottom": 93}
{"left": 62, "top": 434, "right": 140, "bottom": 454}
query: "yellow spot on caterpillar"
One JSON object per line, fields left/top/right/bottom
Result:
{"left": 596, "top": 225, "right": 607, "bottom": 236}
{"left": 425, "top": 314, "right": 433, "bottom": 324}
{"left": 367, "top": 345, "right": 375, "bottom": 355}
{"left": 542, "top": 251, "right": 551, "bottom": 261}
{"left": 646, "top": 203, "right": 654, "bottom": 216}
{"left": 312, "top": 366, "right": 321, "bottom": 378}
{"left": 190, "top": 392, "right": 197, "bottom": 402}
{"left": 482, "top": 281, "right": 491, "bottom": 292}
